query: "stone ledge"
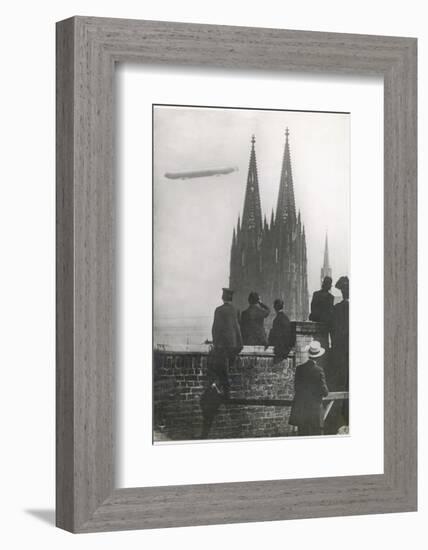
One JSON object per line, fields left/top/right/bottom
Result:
{"left": 154, "top": 345, "right": 298, "bottom": 357}
{"left": 294, "top": 320, "right": 326, "bottom": 334}
{"left": 154, "top": 321, "right": 327, "bottom": 355}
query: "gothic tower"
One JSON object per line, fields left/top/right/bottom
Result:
{"left": 229, "top": 135, "right": 263, "bottom": 313}
{"left": 229, "top": 130, "right": 309, "bottom": 320}
{"left": 320, "top": 233, "right": 332, "bottom": 285}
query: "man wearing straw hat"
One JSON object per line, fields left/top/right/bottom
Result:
{"left": 289, "top": 341, "right": 329, "bottom": 436}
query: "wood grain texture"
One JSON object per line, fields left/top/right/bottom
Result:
{"left": 56, "top": 18, "right": 75, "bottom": 532}
{"left": 56, "top": 16, "right": 417, "bottom": 532}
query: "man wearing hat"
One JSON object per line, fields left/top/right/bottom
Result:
{"left": 212, "top": 288, "right": 243, "bottom": 353}
{"left": 210, "top": 288, "right": 243, "bottom": 399}
{"left": 289, "top": 341, "right": 329, "bottom": 436}
{"left": 200, "top": 288, "right": 243, "bottom": 438}
{"left": 240, "top": 291, "right": 270, "bottom": 346}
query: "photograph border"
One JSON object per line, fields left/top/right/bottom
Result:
{"left": 56, "top": 16, "right": 417, "bottom": 532}
{"left": 151, "top": 101, "right": 351, "bottom": 445}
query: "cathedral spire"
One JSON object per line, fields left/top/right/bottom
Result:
{"left": 229, "top": 132, "right": 309, "bottom": 320}
{"left": 241, "top": 135, "right": 263, "bottom": 238}
{"left": 276, "top": 127, "right": 297, "bottom": 226}
{"left": 320, "top": 232, "right": 332, "bottom": 285}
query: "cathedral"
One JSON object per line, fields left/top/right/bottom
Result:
{"left": 229, "top": 129, "right": 309, "bottom": 321}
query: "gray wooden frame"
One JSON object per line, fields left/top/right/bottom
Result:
{"left": 56, "top": 16, "right": 417, "bottom": 533}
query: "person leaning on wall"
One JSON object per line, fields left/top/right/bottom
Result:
{"left": 209, "top": 287, "right": 243, "bottom": 399}
{"left": 267, "top": 298, "right": 295, "bottom": 364}
{"left": 200, "top": 287, "right": 243, "bottom": 439}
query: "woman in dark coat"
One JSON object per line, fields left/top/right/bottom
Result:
{"left": 289, "top": 341, "right": 329, "bottom": 436}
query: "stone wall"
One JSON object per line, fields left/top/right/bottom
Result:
{"left": 154, "top": 321, "right": 326, "bottom": 441}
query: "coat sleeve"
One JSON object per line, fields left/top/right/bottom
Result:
{"left": 235, "top": 315, "right": 243, "bottom": 349}
{"left": 293, "top": 367, "right": 303, "bottom": 394}
{"left": 211, "top": 309, "right": 218, "bottom": 343}
{"left": 282, "top": 314, "right": 295, "bottom": 348}
{"left": 212, "top": 308, "right": 222, "bottom": 345}
{"left": 268, "top": 324, "right": 274, "bottom": 346}
{"left": 240, "top": 311, "right": 248, "bottom": 343}
{"left": 309, "top": 292, "right": 315, "bottom": 321}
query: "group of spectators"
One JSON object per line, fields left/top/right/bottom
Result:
{"left": 211, "top": 289, "right": 296, "bottom": 365}
{"left": 200, "top": 277, "right": 349, "bottom": 438}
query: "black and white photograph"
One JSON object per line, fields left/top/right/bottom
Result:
{"left": 153, "top": 104, "right": 350, "bottom": 442}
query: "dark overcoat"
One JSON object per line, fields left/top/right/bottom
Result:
{"left": 309, "top": 289, "right": 334, "bottom": 324}
{"left": 330, "top": 299, "right": 349, "bottom": 390}
{"left": 240, "top": 303, "right": 270, "bottom": 346}
{"left": 330, "top": 299, "right": 349, "bottom": 351}
{"left": 289, "top": 359, "right": 329, "bottom": 428}
{"left": 211, "top": 302, "right": 243, "bottom": 354}
{"left": 268, "top": 311, "right": 295, "bottom": 361}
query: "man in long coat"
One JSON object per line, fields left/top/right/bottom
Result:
{"left": 330, "top": 276, "right": 349, "bottom": 391}
{"left": 309, "top": 276, "right": 334, "bottom": 325}
{"left": 240, "top": 291, "right": 270, "bottom": 346}
{"left": 211, "top": 288, "right": 243, "bottom": 354}
{"left": 268, "top": 298, "right": 295, "bottom": 363}
{"left": 210, "top": 287, "right": 243, "bottom": 393}
{"left": 324, "top": 276, "right": 349, "bottom": 434}
{"left": 289, "top": 341, "right": 329, "bottom": 436}
{"left": 200, "top": 288, "right": 243, "bottom": 438}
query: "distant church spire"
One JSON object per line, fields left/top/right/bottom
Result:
{"left": 321, "top": 233, "right": 332, "bottom": 285}
{"left": 241, "top": 135, "right": 263, "bottom": 238}
{"left": 276, "top": 128, "right": 296, "bottom": 225}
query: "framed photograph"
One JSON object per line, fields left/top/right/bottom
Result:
{"left": 56, "top": 17, "right": 417, "bottom": 532}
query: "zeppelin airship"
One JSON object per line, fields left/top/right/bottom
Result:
{"left": 164, "top": 166, "right": 238, "bottom": 180}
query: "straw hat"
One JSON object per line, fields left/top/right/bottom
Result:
{"left": 305, "top": 340, "right": 325, "bottom": 358}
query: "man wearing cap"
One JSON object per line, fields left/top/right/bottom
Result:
{"left": 212, "top": 288, "right": 243, "bottom": 353}
{"left": 240, "top": 291, "right": 270, "bottom": 346}
{"left": 201, "top": 288, "right": 243, "bottom": 438}
{"left": 289, "top": 341, "right": 329, "bottom": 436}
{"left": 209, "top": 287, "right": 243, "bottom": 399}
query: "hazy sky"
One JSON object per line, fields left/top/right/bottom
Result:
{"left": 154, "top": 105, "right": 350, "bottom": 321}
